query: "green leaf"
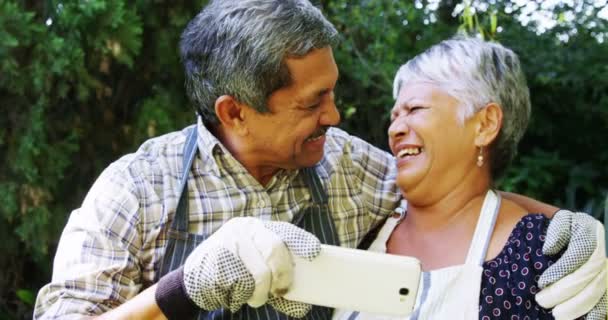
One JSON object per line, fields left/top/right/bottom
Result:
{"left": 344, "top": 106, "right": 357, "bottom": 119}
{"left": 2, "top": 34, "right": 19, "bottom": 47}
{"left": 16, "top": 289, "right": 35, "bottom": 306}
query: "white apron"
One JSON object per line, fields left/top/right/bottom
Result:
{"left": 333, "top": 190, "right": 501, "bottom": 320}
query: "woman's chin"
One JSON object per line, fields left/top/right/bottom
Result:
{"left": 396, "top": 173, "right": 423, "bottom": 194}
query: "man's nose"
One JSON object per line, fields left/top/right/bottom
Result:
{"left": 320, "top": 100, "right": 341, "bottom": 126}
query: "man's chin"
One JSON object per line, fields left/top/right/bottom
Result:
{"left": 296, "top": 152, "right": 324, "bottom": 168}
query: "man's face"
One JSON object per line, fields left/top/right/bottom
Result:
{"left": 243, "top": 46, "right": 340, "bottom": 171}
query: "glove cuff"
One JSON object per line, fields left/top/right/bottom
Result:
{"left": 155, "top": 266, "right": 199, "bottom": 319}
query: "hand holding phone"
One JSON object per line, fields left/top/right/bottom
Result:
{"left": 283, "top": 245, "right": 421, "bottom": 317}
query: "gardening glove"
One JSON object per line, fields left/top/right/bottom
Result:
{"left": 535, "top": 209, "right": 607, "bottom": 320}
{"left": 156, "top": 217, "right": 321, "bottom": 318}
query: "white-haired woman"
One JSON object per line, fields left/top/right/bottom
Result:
{"left": 334, "top": 37, "right": 604, "bottom": 319}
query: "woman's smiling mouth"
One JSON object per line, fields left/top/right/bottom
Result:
{"left": 397, "top": 147, "right": 423, "bottom": 159}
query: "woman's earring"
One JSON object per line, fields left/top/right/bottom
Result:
{"left": 477, "top": 146, "right": 484, "bottom": 167}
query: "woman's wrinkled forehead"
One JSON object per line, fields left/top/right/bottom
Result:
{"left": 393, "top": 59, "right": 468, "bottom": 101}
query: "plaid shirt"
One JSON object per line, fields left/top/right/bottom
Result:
{"left": 34, "top": 120, "right": 401, "bottom": 318}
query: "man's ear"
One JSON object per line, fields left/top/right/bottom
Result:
{"left": 214, "top": 95, "right": 248, "bottom": 136}
{"left": 474, "top": 102, "right": 503, "bottom": 146}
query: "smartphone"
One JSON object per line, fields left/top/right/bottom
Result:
{"left": 283, "top": 244, "right": 421, "bottom": 316}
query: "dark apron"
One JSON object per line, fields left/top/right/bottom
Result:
{"left": 157, "top": 127, "right": 339, "bottom": 319}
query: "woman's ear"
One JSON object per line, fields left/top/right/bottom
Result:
{"left": 474, "top": 102, "right": 503, "bottom": 146}
{"left": 214, "top": 95, "right": 249, "bottom": 136}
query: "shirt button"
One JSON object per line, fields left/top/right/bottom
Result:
{"left": 258, "top": 200, "right": 266, "bottom": 208}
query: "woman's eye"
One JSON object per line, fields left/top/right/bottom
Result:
{"left": 390, "top": 111, "right": 400, "bottom": 121}
{"left": 409, "top": 106, "right": 424, "bottom": 113}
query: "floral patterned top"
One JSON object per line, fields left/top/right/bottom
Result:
{"left": 479, "top": 214, "right": 560, "bottom": 319}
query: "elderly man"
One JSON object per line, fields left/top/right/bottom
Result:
{"left": 35, "top": 0, "right": 606, "bottom": 319}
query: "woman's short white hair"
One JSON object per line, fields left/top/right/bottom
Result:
{"left": 392, "top": 36, "right": 531, "bottom": 178}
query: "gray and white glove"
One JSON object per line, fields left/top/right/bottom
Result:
{"left": 535, "top": 210, "right": 607, "bottom": 320}
{"left": 156, "top": 217, "right": 321, "bottom": 318}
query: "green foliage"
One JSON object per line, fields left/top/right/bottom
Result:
{"left": 485, "top": 2, "right": 608, "bottom": 220}
{"left": 324, "top": 0, "right": 460, "bottom": 148}
{"left": 325, "top": 0, "right": 608, "bottom": 222}
{"left": 15, "top": 290, "right": 34, "bottom": 307}
{"left": 0, "top": 0, "right": 201, "bottom": 318}
{"left": 447, "top": 1, "right": 608, "bottom": 221}
{"left": 1, "top": 0, "right": 606, "bottom": 318}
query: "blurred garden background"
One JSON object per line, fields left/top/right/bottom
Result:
{"left": 1, "top": 0, "right": 607, "bottom": 318}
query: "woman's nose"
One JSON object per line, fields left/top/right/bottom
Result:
{"left": 388, "top": 117, "right": 409, "bottom": 140}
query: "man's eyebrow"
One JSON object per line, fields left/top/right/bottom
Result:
{"left": 315, "top": 88, "right": 332, "bottom": 97}
{"left": 314, "top": 74, "right": 339, "bottom": 97}
{"left": 297, "top": 88, "right": 331, "bottom": 105}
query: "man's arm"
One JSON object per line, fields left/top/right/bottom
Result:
{"left": 536, "top": 210, "right": 606, "bottom": 319}
{"left": 499, "top": 191, "right": 559, "bottom": 217}
{"left": 34, "top": 163, "right": 148, "bottom": 319}
{"left": 96, "top": 218, "right": 322, "bottom": 319}
{"left": 498, "top": 192, "right": 606, "bottom": 318}
{"left": 38, "top": 215, "right": 322, "bottom": 319}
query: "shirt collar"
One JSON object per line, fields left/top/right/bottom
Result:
{"left": 194, "top": 116, "right": 301, "bottom": 184}
{"left": 194, "top": 117, "right": 226, "bottom": 176}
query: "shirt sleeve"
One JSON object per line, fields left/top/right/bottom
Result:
{"left": 34, "top": 158, "right": 145, "bottom": 319}
{"left": 347, "top": 134, "right": 401, "bottom": 219}
{"left": 319, "top": 129, "right": 402, "bottom": 247}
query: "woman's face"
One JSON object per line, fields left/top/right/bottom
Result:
{"left": 388, "top": 82, "right": 480, "bottom": 204}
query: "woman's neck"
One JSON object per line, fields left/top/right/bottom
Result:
{"left": 403, "top": 172, "right": 491, "bottom": 233}
{"left": 388, "top": 173, "right": 493, "bottom": 270}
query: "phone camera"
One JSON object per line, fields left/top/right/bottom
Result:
{"left": 399, "top": 288, "right": 409, "bottom": 296}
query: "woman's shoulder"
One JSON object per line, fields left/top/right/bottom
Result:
{"left": 485, "top": 198, "right": 530, "bottom": 260}
{"left": 483, "top": 212, "right": 559, "bottom": 282}
{"left": 482, "top": 204, "right": 559, "bottom": 284}
{"left": 485, "top": 213, "right": 554, "bottom": 268}
{"left": 479, "top": 213, "right": 557, "bottom": 318}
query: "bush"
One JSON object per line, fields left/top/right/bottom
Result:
{"left": 1, "top": 1, "right": 606, "bottom": 318}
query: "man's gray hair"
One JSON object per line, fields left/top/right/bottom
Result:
{"left": 392, "top": 36, "right": 531, "bottom": 179}
{"left": 180, "top": 0, "right": 339, "bottom": 126}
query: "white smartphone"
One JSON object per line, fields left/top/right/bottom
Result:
{"left": 283, "top": 244, "right": 421, "bottom": 316}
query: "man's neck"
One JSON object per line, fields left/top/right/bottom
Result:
{"left": 211, "top": 124, "right": 280, "bottom": 186}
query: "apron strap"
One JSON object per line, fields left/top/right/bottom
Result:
{"left": 464, "top": 189, "right": 501, "bottom": 266}
{"left": 159, "top": 142, "right": 338, "bottom": 318}
{"left": 358, "top": 200, "right": 405, "bottom": 251}
{"left": 302, "top": 166, "right": 328, "bottom": 204}
{"left": 297, "top": 167, "right": 339, "bottom": 247}
{"left": 170, "top": 126, "right": 199, "bottom": 234}
{"left": 158, "top": 125, "right": 199, "bottom": 277}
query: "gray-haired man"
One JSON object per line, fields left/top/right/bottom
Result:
{"left": 35, "top": 0, "right": 606, "bottom": 319}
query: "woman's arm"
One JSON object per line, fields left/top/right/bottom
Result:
{"left": 499, "top": 191, "right": 559, "bottom": 217}
{"left": 96, "top": 285, "right": 167, "bottom": 320}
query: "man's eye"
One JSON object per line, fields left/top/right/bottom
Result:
{"left": 308, "top": 103, "right": 321, "bottom": 110}
{"left": 409, "top": 106, "right": 424, "bottom": 113}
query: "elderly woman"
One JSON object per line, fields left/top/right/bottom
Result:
{"left": 334, "top": 37, "right": 602, "bottom": 319}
